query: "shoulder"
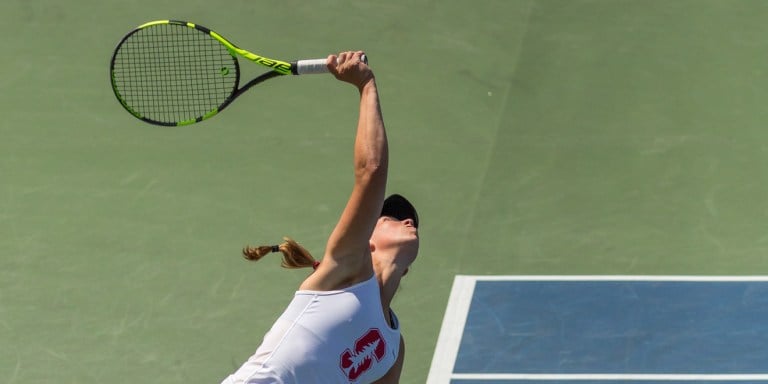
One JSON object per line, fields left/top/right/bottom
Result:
{"left": 299, "top": 257, "right": 374, "bottom": 291}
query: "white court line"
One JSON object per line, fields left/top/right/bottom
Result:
{"left": 469, "top": 275, "right": 768, "bottom": 282}
{"left": 426, "top": 276, "right": 477, "bottom": 384}
{"left": 450, "top": 373, "right": 768, "bottom": 381}
{"left": 426, "top": 275, "right": 768, "bottom": 384}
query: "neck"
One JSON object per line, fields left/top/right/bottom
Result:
{"left": 374, "top": 262, "right": 406, "bottom": 313}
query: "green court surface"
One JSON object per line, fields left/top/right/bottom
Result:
{"left": 2, "top": 1, "right": 768, "bottom": 383}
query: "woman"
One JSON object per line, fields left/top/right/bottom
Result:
{"left": 221, "top": 51, "right": 420, "bottom": 384}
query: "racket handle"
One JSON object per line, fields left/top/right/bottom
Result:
{"left": 295, "top": 59, "right": 329, "bottom": 75}
{"left": 294, "top": 54, "right": 369, "bottom": 75}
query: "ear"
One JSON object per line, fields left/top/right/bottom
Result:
{"left": 369, "top": 241, "right": 376, "bottom": 253}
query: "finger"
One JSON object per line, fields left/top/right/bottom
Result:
{"left": 326, "top": 54, "right": 338, "bottom": 72}
{"left": 337, "top": 51, "right": 351, "bottom": 65}
{"left": 351, "top": 51, "right": 368, "bottom": 66}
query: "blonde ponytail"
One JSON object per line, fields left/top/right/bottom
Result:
{"left": 242, "top": 237, "right": 318, "bottom": 269}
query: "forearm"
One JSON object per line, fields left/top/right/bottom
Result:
{"left": 354, "top": 79, "right": 388, "bottom": 187}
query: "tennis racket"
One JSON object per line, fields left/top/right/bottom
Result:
{"left": 109, "top": 20, "right": 365, "bottom": 126}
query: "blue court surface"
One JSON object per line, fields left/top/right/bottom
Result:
{"left": 427, "top": 276, "right": 768, "bottom": 384}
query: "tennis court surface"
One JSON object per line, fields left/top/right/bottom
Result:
{"left": 3, "top": 1, "right": 768, "bottom": 383}
{"left": 428, "top": 276, "right": 768, "bottom": 384}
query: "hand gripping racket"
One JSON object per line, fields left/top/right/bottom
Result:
{"left": 109, "top": 20, "right": 366, "bottom": 126}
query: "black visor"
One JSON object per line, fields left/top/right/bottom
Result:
{"left": 381, "top": 194, "right": 419, "bottom": 228}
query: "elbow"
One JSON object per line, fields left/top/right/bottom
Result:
{"left": 355, "top": 158, "right": 388, "bottom": 182}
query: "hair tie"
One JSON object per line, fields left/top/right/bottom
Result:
{"left": 271, "top": 245, "right": 280, "bottom": 253}
{"left": 312, "top": 261, "right": 320, "bottom": 270}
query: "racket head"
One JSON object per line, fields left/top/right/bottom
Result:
{"left": 109, "top": 20, "right": 240, "bottom": 126}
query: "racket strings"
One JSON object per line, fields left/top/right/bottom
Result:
{"left": 111, "top": 23, "right": 238, "bottom": 124}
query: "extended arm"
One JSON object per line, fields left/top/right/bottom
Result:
{"left": 300, "top": 51, "right": 387, "bottom": 290}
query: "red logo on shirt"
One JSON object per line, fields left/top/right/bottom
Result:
{"left": 339, "top": 328, "right": 387, "bottom": 381}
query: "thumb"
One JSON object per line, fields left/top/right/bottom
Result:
{"left": 326, "top": 54, "right": 339, "bottom": 74}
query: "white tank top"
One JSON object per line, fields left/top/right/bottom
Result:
{"left": 221, "top": 275, "right": 401, "bottom": 384}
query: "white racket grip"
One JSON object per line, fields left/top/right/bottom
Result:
{"left": 295, "top": 59, "right": 329, "bottom": 75}
{"left": 294, "top": 54, "right": 368, "bottom": 75}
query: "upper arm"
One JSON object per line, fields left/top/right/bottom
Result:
{"left": 300, "top": 174, "right": 384, "bottom": 291}
{"left": 321, "top": 169, "right": 385, "bottom": 281}
{"left": 373, "top": 335, "right": 405, "bottom": 384}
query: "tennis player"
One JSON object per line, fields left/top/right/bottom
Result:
{"left": 220, "top": 51, "right": 420, "bottom": 383}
